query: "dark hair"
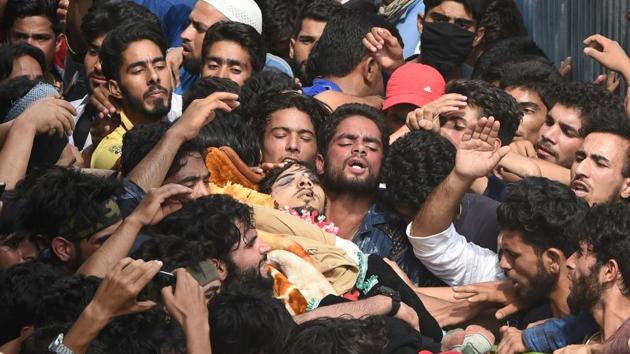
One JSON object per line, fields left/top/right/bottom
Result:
{"left": 576, "top": 202, "right": 630, "bottom": 295}
{"left": 132, "top": 234, "right": 213, "bottom": 274}
{"left": 15, "top": 166, "right": 122, "bottom": 242}
{"left": 202, "top": 21, "right": 266, "bottom": 74}
{"left": 383, "top": 131, "right": 455, "bottom": 214}
{"left": 100, "top": 21, "right": 167, "bottom": 82}
{"left": 0, "top": 262, "right": 60, "bottom": 343}
{"left": 471, "top": 36, "right": 547, "bottom": 81}
{"left": 579, "top": 105, "right": 630, "bottom": 178}
{"left": 121, "top": 121, "right": 206, "bottom": 178}
{"left": 0, "top": 42, "right": 46, "bottom": 82}
{"left": 424, "top": 0, "right": 488, "bottom": 24}
{"left": 182, "top": 76, "right": 241, "bottom": 111}
{"left": 0, "top": 76, "right": 47, "bottom": 121}
{"left": 497, "top": 177, "right": 589, "bottom": 257}
{"left": 546, "top": 81, "right": 623, "bottom": 129}
{"left": 258, "top": 0, "right": 297, "bottom": 59}
{"left": 208, "top": 286, "right": 296, "bottom": 354}
{"left": 293, "top": 0, "right": 342, "bottom": 38}
{"left": 5, "top": 0, "right": 62, "bottom": 34}
{"left": 477, "top": 0, "right": 527, "bottom": 51}
{"left": 240, "top": 68, "right": 300, "bottom": 124}
{"left": 251, "top": 91, "right": 330, "bottom": 146}
{"left": 198, "top": 115, "right": 262, "bottom": 166}
{"left": 80, "top": 1, "right": 161, "bottom": 47}
{"left": 283, "top": 316, "right": 388, "bottom": 354}
{"left": 318, "top": 103, "right": 389, "bottom": 157}
{"left": 259, "top": 160, "right": 319, "bottom": 194}
{"left": 305, "top": 9, "right": 373, "bottom": 79}
{"left": 445, "top": 79, "right": 522, "bottom": 145}
{"left": 33, "top": 274, "right": 101, "bottom": 328}
{"left": 498, "top": 56, "right": 562, "bottom": 109}
{"left": 156, "top": 195, "right": 253, "bottom": 263}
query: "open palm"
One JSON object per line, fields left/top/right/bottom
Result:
{"left": 454, "top": 117, "right": 510, "bottom": 180}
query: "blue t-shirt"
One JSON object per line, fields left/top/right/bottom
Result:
{"left": 302, "top": 78, "right": 343, "bottom": 97}
{"left": 132, "top": 0, "right": 195, "bottom": 47}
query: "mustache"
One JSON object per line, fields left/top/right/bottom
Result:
{"left": 536, "top": 140, "right": 557, "bottom": 157}
{"left": 143, "top": 85, "right": 169, "bottom": 99}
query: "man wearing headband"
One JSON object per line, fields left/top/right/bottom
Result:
{"left": 14, "top": 167, "right": 124, "bottom": 273}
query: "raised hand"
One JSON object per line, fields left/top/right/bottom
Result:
{"left": 127, "top": 184, "right": 193, "bottom": 226}
{"left": 16, "top": 96, "right": 77, "bottom": 137}
{"left": 406, "top": 93, "right": 468, "bottom": 133}
{"left": 172, "top": 92, "right": 240, "bottom": 141}
{"left": 593, "top": 71, "right": 620, "bottom": 93}
{"left": 161, "top": 269, "right": 209, "bottom": 326}
{"left": 90, "top": 258, "right": 163, "bottom": 319}
{"left": 362, "top": 27, "right": 405, "bottom": 73}
{"left": 454, "top": 117, "right": 510, "bottom": 180}
{"left": 559, "top": 56, "right": 572, "bottom": 78}
{"left": 90, "top": 85, "right": 118, "bottom": 119}
{"left": 584, "top": 34, "right": 630, "bottom": 76}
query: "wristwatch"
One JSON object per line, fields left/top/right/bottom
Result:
{"left": 48, "top": 333, "right": 75, "bottom": 354}
{"left": 375, "top": 285, "right": 402, "bottom": 317}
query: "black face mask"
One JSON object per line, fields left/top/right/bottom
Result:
{"left": 420, "top": 21, "right": 475, "bottom": 77}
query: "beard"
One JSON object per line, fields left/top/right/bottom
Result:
{"left": 122, "top": 84, "right": 172, "bottom": 122}
{"left": 323, "top": 157, "right": 380, "bottom": 195}
{"left": 222, "top": 256, "right": 274, "bottom": 295}
{"left": 516, "top": 258, "right": 560, "bottom": 304}
{"left": 289, "top": 57, "right": 308, "bottom": 84}
{"left": 567, "top": 268, "right": 602, "bottom": 315}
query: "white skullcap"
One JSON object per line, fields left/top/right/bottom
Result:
{"left": 202, "top": 0, "right": 263, "bottom": 34}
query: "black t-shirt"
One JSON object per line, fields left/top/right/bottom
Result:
{"left": 454, "top": 193, "right": 500, "bottom": 252}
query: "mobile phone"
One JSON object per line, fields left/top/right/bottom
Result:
{"left": 139, "top": 270, "right": 177, "bottom": 302}
{"left": 0, "top": 182, "right": 6, "bottom": 198}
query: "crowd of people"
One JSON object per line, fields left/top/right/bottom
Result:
{"left": 0, "top": 0, "right": 630, "bottom": 353}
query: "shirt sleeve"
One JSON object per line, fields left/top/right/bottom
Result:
{"left": 406, "top": 223, "right": 504, "bottom": 286}
{"left": 522, "top": 313, "right": 600, "bottom": 352}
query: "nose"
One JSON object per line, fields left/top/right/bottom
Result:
{"left": 352, "top": 142, "right": 367, "bottom": 155}
{"left": 94, "top": 59, "right": 103, "bottom": 74}
{"left": 147, "top": 65, "right": 160, "bottom": 84}
{"left": 297, "top": 174, "right": 313, "bottom": 188}
{"left": 26, "top": 37, "right": 35, "bottom": 46}
{"left": 573, "top": 158, "right": 589, "bottom": 178}
{"left": 191, "top": 180, "right": 210, "bottom": 198}
{"left": 217, "top": 66, "right": 229, "bottom": 80}
{"left": 498, "top": 251, "right": 511, "bottom": 272}
{"left": 542, "top": 124, "right": 560, "bottom": 145}
{"left": 181, "top": 24, "right": 194, "bottom": 42}
{"left": 258, "top": 238, "right": 271, "bottom": 254}
{"left": 286, "top": 134, "right": 299, "bottom": 153}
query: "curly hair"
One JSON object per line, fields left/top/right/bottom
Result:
{"left": 382, "top": 131, "right": 455, "bottom": 215}
{"left": 318, "top": 103, "right": 389, "bottom": 158}
{"left": 182, "top": 76, "right": 241, "bottom": 111}
{"left": 155, "top": 195, "right": 253, "bottom": 263}
{"left": 497, "top": 177, "right": 589, "bottom": 257}
{"left": 15, "top": 166, "right": 122, "bottom": 242}
{"left": 0, "top": 262, "right": 61, "bottom": 343}
{"left": 209, "top": 285, "right": 295, "bottom": 354}
{"left": 477, "top": 0, "right": 527, "bottom": 51}
{"left": 446, "top": 79, "right": 522, "bottom": 145}
{"left": 121, "top": 121, "right": 205, "bottom": 178}
{"left": 283, "top": 316, "right": 388, "bottom": 354}
{"left": 575, "top": 202, "right": 630, "bottom": 295}
{"left": 251, "top": 91, "right": 330, "bottom": 147}
{"left": 33, "top": 274, "right": 101, "bottom": 328}
{"left": 132, "top": 234, "right": 213, "bottom": 275}
{"left": 240, "top": 68, "right": 300, "bottom": 124}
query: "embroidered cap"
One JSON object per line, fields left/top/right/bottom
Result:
{"left": 202, "top": 0, "right": 263, "bottom": 34}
